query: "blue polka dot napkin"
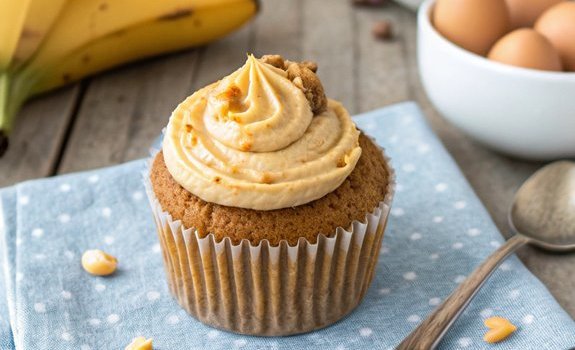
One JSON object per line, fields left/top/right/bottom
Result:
{"left": 1, "top": 102, "right": 575, "bottom": 349}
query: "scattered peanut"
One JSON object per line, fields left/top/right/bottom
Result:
{"left": 81, "top": 249, "right": 118, "bottom": 276}
{"left": 125, "top": 336, "right": 153, "bottom": 350}
{"left": 372, "top": 20, "right": 393, "bottom": 40}
{"left": 483, "top": 316, "right": 517, "bottom": 343}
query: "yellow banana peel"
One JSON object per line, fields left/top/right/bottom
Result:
{"left": 0, "top": 0, "right": 258, "bottom": 156}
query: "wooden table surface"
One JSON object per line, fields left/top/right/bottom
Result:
{"left": 2, "top": 1, "right": 573, "bottom": 319}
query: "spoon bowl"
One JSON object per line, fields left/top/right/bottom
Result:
{"left": 510, "top": 161, "right": 575, "bottom": 251}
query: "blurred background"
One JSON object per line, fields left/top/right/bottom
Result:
{"left": 0, "top": 0, "right": 573, "bottom": 318}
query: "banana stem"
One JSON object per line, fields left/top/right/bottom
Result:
{"left": 0, "top": 71, "right": 29, "bottom": 157}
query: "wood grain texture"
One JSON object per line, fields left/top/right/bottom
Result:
{"left": 303, "top": 0, "right": 356, "bottom": 113}
{"left": 251, "top": 0, "right": 302, "bottom": 60}
{"left": 57, "top": 51, "right": 200, "bottom": 174}
{"left": 190, "top": 23, "right": 254, "bottom": 92}
{"left": 356, "top": 4, "right": 410, "bottom": 112}
{"left": 397, "top": 235, "right": 530, "bottom": 350}
{"left": 0, "top": 0, "right": 573, "bottom": 322}
{"left": 0, "top": 86, "right": 79, "bottom": 187}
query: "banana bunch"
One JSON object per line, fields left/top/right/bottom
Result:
{"left": 0, "top": 0, "right": 259, "bottom": 156}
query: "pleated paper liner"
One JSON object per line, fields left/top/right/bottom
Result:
{"left": 143, "top": 145, "right": 395, "bottom": 336}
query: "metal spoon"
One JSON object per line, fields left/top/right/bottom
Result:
{"left": 397, "top": 161, "right": 575, "bottom": 350}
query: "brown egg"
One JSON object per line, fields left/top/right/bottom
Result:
{"left": 488, "top": 28, "right": 562, "bottom": 71}
{"left": 505, "top": 0, "right": 564, "bottom": 28}
{"left": 535, "top": 2, "right": 575, "bottom": 71}
{"left": 433, "top": 0, "right": 510, "bottom": 56}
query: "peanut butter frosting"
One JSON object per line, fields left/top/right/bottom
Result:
{"left": 162, "top": 54, "right": 362, "bottom": 210}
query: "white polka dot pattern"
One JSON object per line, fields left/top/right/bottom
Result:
{"left": 106, "top": 314, "right": 120, "bottom": 324}
{"left": 31, "top": 228, "right": 44, "bottom": 238}
{"left": 2, "top": 105, "right": 573, "bottom": 349}
{"left": 457, "top": 337, "right": 472, "bottom": 347}
{"left": 57, "top": 214, "right": 70, "bottom": 223}
{"left": 454, "top": 275, "right": 467, "bottom": 284}
{"left": 523, "top": 314, "right": 535, "bottom": 325}
{"left": 480, "top": 308, "right": 493, "bottom": 318}
{"left": 88, "top": 318, "right": 101, "bottom": 327}
{"left": 359, "top": 327, "right": 372, "bottom": 337}
{"left": 61, "top": 332, "right": 73, "bottom": 342}
{"left": 403, "top": 272, "right": 417, "bottom": 281}
{"left": 33, "top": 303, "right": 46, "bottom": 313}
{"left": 146, "top": 291, "right": 160, "bottom": 301}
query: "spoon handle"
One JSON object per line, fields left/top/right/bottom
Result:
{"left": 396, "top": 234, "right": 529, "bottom": 350}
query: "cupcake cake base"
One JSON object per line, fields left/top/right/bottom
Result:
{"left": 144, "top": 134, "right": 395, "bottom": 336}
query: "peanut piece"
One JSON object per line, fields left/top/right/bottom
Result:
{"left": 299, "top": 60, "right": 318, "bottom": 73}
{"left": 260, "top": 54, "right": 285, "bottom": 69}
{"left": 285, "top": 61, "right": 327, "bottom": 114}
{"left": 259, "top": 54, "right": 327, "bottom": 115}
{"left": 483, "top": 316, "right": 517, "bottom": 343}
{"left": 81, "top": 249, "right": 117, "bottom": 276}
{"left": 125, "top": 337, "right": 153, "bottom": 350}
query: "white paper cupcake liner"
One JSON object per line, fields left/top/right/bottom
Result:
{"left": 143, "top": 143, "right": 395, "bottom": 336}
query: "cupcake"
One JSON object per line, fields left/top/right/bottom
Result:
{"left": 145, "top": 54, "right": 394, "bottom": 336}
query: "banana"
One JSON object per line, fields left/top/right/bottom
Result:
{"left": 31, "top": 0, "right": 257, "bottom": 94}
{"left": 0, "top": 0, "right": 258, "bottom": 156}
{"left": 26, "top": 0, "right": 248, "bottom": 74}
{"left": 0, "top": 0, "right": 33, "bottom": 68}
{"left": 13, "top": 0, "right": 69, "bottom": 65}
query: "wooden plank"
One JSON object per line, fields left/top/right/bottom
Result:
{"left": 251, "top": 0, "right": 302, "bottom": 60}
{"left": 57, "top": 51, "right": 200, "bottom": 174}
{"left": 355, "top": 3, "right": 410, "bottom": 113}
{"left": 190, "top": 24, "right": 254, "bottom": 92}
{"left": 303, "top": 0, "right": 356, "bottom": 113}
{"left": 0, "top": 86, "right": 79, "bottom": 187}
{"left": 58, "top": 19, "right": 255, "bottom": 173}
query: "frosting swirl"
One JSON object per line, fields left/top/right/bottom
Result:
{"left": 163, "top": 55, "right": 362, "bottom": 210}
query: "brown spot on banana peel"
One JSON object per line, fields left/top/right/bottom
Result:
{"left": 20, "top": 28, "right": 41, "bottom": 39}
{"left": 158, "top": 9, "right": 194, "bottom": 21}
{"left": 99, "top": 2, "right": 108, "bottom": 11}
{"left": 110, "top": 29, "right": 128, "bottom": 38}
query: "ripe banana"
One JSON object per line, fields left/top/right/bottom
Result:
{"left": 0, "top": 0, "right": 33, "bottom": 69}
{"left": 25, "top": 0, "right": 238, "bottom": 75}
{"left": 31, "top": 0, "right": 257, "bottom": 94}
{"left": 0, "top": 0, "right": 258, "bottom": 156}
{"left": 13, "top": 0, "right": 69, "bottom": 65}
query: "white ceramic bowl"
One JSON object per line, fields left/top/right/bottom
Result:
{"left": 417, "top": 0, "right": 575, "bottom": 160}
